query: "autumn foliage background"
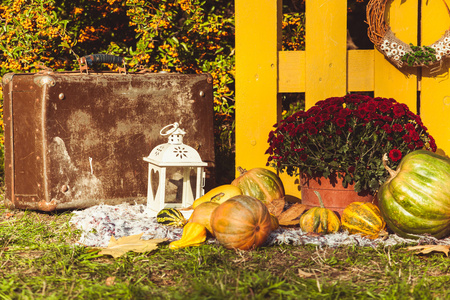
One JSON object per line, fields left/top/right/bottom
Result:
{"left": 0, "top": 0, "right": 306, "bottom": 184}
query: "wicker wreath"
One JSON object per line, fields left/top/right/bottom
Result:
{"left": 367, "top": 0, "right": 450, "bottom": 69}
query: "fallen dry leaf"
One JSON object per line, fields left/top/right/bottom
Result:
{"left": 277, "top": 203, "right": 307, "bottom": 226}
{"left": 407, "top": 245, "right": 450, "bottom": 256}
{"left": 298, "top": 269, "right": 314, "bottom": 278}
{"left": 266, "top": 198, "right": 286, "bottom": 217}
{"left": 98, "top": 233, "right": 167, "bottom": 258}
{"left": 105, "top": 276, "right": 116, "bottom": 286}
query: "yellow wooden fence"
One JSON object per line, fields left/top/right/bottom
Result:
{"left": 235, "top": 0, "right": 450, "bottom": 200}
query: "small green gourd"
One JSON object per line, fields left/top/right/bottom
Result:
{"left": 157, "top": 208, "right": 186, "bottom": 227}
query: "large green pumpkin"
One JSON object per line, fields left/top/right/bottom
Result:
{"left": 378, "top": 150, "right": 450, "bottom": 239}
{"left": 231, "top": 167, "right": 285, "bottom": 205}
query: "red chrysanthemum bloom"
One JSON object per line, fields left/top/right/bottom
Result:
{"left": 402, "top": 134, "right": 412, "bottom": 143}
{"left": 335, "top": 117, "right": 346, "bottom": 127}
{"left": 382, "top": 124, "right": 392, "bottom": 133}
{"left": 393, "top": 104, "right": 406, "bottom": 118}
{"left": 429, "top": 137, "right": 437, "bottom": 151}
{"left": 300, "top": 135, "right": 308, "bottom": 143}
{"left": 409, "top": 130, "right": 420, "bottom": 141}
{"left": 295, "top": 124, "right": 305, "bottom": 134}
{"left": 389, "top": 149, "right": 402, "bottom": 161}
{"left": 377, "top": 100, "right": 391, "bottom": 113}
{"left": 338, "top": 108, "right": 351, "bottom": 117}
{"left": 320, "top": 112, "right": 331, "bottom": 122}
{"left": 392, "top": 124, "right": 403, "bottom": 132}
{"left": 307, "top": 106, "right": 320, "bottom": 116}
{"left": 355, "top": 109, "right": 366, "bottom": 119}
{"left": 308, "top": 127, "right": 318, "bottom": 135}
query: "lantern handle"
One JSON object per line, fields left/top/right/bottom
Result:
{"left": 160, "top": 122, "right": 180, "bottom": 136}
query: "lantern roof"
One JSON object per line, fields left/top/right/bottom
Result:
{"left": 143, "top": 122, "right": 208, "bottom": 167}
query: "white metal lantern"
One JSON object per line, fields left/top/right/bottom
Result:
{"left": 143, "top": 122, "right": 207, "bottom": 213}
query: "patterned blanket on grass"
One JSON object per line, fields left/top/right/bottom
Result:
{"left": 70, "top": 203, "right": 450, "bottom": 248}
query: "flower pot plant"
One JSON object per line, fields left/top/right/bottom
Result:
{"left": 266, "top": 94, "right": 437, "bottom": 199}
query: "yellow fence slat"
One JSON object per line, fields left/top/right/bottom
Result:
{"left": 374, "top": 0, "right": 418, "bottom": 111}
{"left": 278, "top": 51, "right": 305, "bottom": 93}
{"left": 347, "top": 50, "right": 375, "bottom": 92}
{"left": 280, "top": 0, "right": 347, "bottom": 199}
{"left": 305, "top": 0, "right": 347, "bottom": 109}
{"left": 235, "top": 0, "right": 282, "bottom": 175}
{"left": 420, "top": 0, "right": 450, "bottom": 156}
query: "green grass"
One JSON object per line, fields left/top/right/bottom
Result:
{"left": 0, "top": 202, "right": 449, "bottom": 300}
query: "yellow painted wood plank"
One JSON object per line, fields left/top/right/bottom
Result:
{"left": 347, "top": 50, "right": 375, "bottom": 92}
{"left": 278, "top": 51, "right": 305, "bottom": 93}
{"left": 420, "top": 0, "right": 450, "bottom": 156}
{"left": 235, "top": 0, "right": 282, "bottom": 175}
{"left": 305, "top": 0, "right": 347, "bottom": 109}
{"left": 420, "top": 0, "right": 450, "bottom": 45}
{"left": 277, "top": 51, "right": 303, "bottom": 200}
{"left": 280, "top": 0, "right": 347, "bottom": 201}
{"left": 374, "top": 0, "right": 418, "bottom": 111}
{"left": 278, "top": 50, "right": 375, "bottom": 93}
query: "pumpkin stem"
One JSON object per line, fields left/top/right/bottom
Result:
{"left": 313, "top": 191, "right": 325, "bottom": 208}
{"left": 237, "top": 166, "right": 247, "bottom": 175}
{"left": 382, "top": 153, "right": 398, "bottom": 178}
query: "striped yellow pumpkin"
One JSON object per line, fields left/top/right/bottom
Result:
{"left": 341, "top": 202, "right": 386, "bottom": 239}
{"left": 299, "top": 191, "right": 340, "bottom": 234}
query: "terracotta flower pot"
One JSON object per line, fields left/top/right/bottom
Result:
{"left": 300, "top": 173, "right": 376, "bottom": 218}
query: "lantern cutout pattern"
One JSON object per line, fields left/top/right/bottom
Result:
{"left": 144, "top": 122, "right": 207, "bottom": 213}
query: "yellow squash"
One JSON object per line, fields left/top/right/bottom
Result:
{"left": 192, "top": 184, "right": 242, "bottom": 209}
{"left": 341, "top": 202, "right": 387, "bottom": 239}
{"left": 169, "top": 222, "right": 207, "bottom": 250}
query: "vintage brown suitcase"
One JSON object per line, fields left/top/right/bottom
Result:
{"left": 2, "top": 71, "right": 215, "bottom": 211}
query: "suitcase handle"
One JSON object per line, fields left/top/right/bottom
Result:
{"left": 79, "top": 54, "right": 127, "bottom": 74}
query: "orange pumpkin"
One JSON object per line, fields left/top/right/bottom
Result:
{"left": 188, "top": 202, "right": 220, "bottom": 234}
{"left": 210, "top": 195, "right": 273, "bottom": 250}
{"left": 270, "top": 214, "right": 280, "bottom": 231}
